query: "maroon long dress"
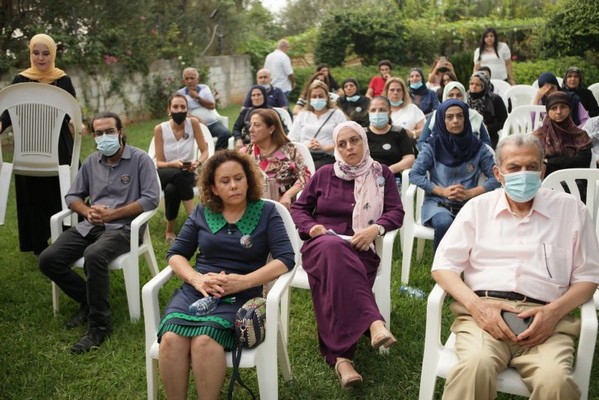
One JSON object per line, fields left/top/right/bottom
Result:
{"left": 290, "top": 164, "right": 404, "bottom": 364}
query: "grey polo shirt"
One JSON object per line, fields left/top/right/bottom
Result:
{"left": 65, "top": 144, "right": 161, "bottom": 236}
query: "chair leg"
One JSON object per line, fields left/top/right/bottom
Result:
{"left": 52, "top": 282, "right": 60, "bottom": 315}
{"left": 277, "top": 324, "right": 292, "bottom": 382}
{"left": 0, "top": 163, "right": 14, "bottom": 225}
{"left": 122, "top": 258, "right": 141, "bottom": 321}
{"left": 255, "top": 348, "right": 278, "bottom": 400}
{"left": 416, "top": 238, "right": 426, "bottom": 260}
{"left": 401, "top": 233, "right": 415, "bottom": 284}
{"left": 280, "top": 288, "right": 291, "bottom": 345}
{"left": 143, "top": 246, "right": 160, "bottom": 277}
{"left": 147, "top": 355, "right": 158, "bottom": 400}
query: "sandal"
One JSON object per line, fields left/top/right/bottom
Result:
{"left": 371, "top": 325, "right": 396, "bottom": 349}
{"left": 334, "top": 358, "right": 363, "bottom": 389}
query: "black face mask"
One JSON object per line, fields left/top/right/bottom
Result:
{"left": 171, "top": 112, "right": 187, "bottom": 125}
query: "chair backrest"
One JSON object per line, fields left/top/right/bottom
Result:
{"left": 505, "top": 85, "right": 538, "bottom": 111}
{"left": 273, "top": 107, "right": 293, "bottom": 131}
{"left": 542, "top": 168, "right": 599, "bottom": 237}
{"left": 0, "top": 82, "right": 82, "bottom": 181}
{"left": 588, "top": 82, "right": 599, "bottom": 105}
{"left": 291, "top": 141, "right": 316, "bottom": 175}
{"left": 500, "top": 105, "right": 546, "bottom": 140}
{"left": 490, "top": 79, "right": 511, "bottom": 108}
{"left": 199, "top": 123, "right": 215, "bottom": 157}
{"left": 531, "top": 77, "right": 563, "bottom": 88}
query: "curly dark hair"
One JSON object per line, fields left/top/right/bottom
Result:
{"left": 199, "top": 150, "right": 263, "bottom": 212}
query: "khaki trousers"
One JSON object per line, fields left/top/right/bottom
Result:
{"left": 442, "top": 298, "right": 581, "bottom": 400}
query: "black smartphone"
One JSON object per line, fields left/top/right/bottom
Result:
{"left": 501, "top": 311, "right": 533, "bottom": 335}
{"left": 182, "top": 161, "right": 192, "bottom": 167}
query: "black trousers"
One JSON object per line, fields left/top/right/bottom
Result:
{"left": 38, "top": 226, "right": 131, "bottom": 328}
{"left": 158, "top": 168, "right": 195, "bottom": 220}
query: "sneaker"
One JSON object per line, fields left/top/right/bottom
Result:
{"left": 65, "top": 305, "right": 89, "bottom": 329}
{"left": 70, "top": 327, "right": 111, "bottom": 354}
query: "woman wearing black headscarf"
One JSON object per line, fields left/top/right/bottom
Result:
{"left": 562, "top": 67, "right": 599, "bottom": 118}
{"left": 467, "top": 71, "right": 507, "bottom": 148}
{"left": 409, "top": 99, "right": 500, "bottom": 250}
{"left": 533, "top": 71, "right": 589, "bottom": 128}
{"left": 233, "top": 85, "right": 270, "bottom": 148}
{"left": 336, "top": 78, "right": 370, "bottom": 127}
{"left": 408, "top": 67, "right": 439, "bottom": 116}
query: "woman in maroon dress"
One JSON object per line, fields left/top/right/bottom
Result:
{"left": 290, "top": 121, "right": 404, "bottom": 389}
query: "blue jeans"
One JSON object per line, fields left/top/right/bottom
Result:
{"left": 39, "top": 226, "right": 131, "bottom": 328}
{"left": 430, "top": 211, "right": 455, "bottom": 251}
{"left": 208, "top": 121, "right": 231, "bottom": 150}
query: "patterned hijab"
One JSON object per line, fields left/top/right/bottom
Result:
{"left": 533, "top": 91, "right": 591, "bottom": 157}
{"left": 19, "top": 34, "right": 66, "bottom": 84}
{"left": 333, "top": 121, "right": 384, "bottom": 233}
{"left": 431, "top": 99, "right": 482, "bottom": 167}
{"left": 467, "top": 72, "right": 493, "bottom": 116}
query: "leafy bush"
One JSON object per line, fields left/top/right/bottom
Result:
{"left": 513, "top": 57, "right": 599, "bottom": 86}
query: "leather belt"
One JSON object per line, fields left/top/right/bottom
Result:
{"left": 474, "top": 290, "right": 547, "bottom": 305}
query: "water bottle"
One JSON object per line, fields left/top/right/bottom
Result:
{"left": 399, "top": 284, "right": 426, "bottom": 299}
{"left": 188, "top": 296, "right": 221, "bottom": 316}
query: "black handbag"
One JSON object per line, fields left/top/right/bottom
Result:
{"left": 227, "top": 297, "right": 267, "bottom": 400}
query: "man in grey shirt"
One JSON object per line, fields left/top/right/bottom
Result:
{"left": 39, "top": 111, "right": 160, "bottom": 354}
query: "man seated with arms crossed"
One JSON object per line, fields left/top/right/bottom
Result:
{"left": 432, "top": 134, "right": 599, "bottom": 399}
{"left": 242, "top": 68, "right": 289, "bottom": 110}
{"left": 178, "top": 67, "right": 231, "bottom": 150}
{"left": 39, "top": 111, "right": 160, "bottom": 354}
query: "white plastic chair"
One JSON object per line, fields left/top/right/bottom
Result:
{"left": 214, "top": 109, "right": 229, "bottom": 130}
{"left": 419, "top": 284, "right": 597, "bottom": 400}
{"left": 280, "top": 226, "right": 398, "bottom": 355}
{"left": 542, "top": 168, "right": 599, "bottom": 308}
{"left": 274, "top": 107, "right": 293, "bottom": 131}
{"left": 0, "top": 82, "right": 82, "bottom": 225}
{"left": 50, "top": 204, "right": 160, "bottom": 322}
{"left": 400, "top": 171, "right": 434, "bottom": 284}
{"left": 500, "top": 105, "right": 546, "bottom": 140}
{"left": 588, "top": 82, "right": 599, "bottom": 105}
{"left": 490, "top": 79, "right": 511, "bottom": 109}
{"left": 142, "top": 199, "right": 299, "bottom": 400}
{"left": 505, "top": 85, "right": 538, "bottom": 112}
{"left": 291, "top": 141, "right": 316, "bottom": 176}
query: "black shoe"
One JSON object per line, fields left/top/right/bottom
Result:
{"left": 65, "top": 305, "right": 89, "bottom": 329}
{"left": 70, "top": 327, "right": 111, "bottom": 354}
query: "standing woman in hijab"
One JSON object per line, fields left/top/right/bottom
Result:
{"left": 408, "top": 68, "right": 439, "bottom": 117}
{"left": 409, "top": 100, "right": 499, "bottom": 251}
{"left": 467, "top": 71, "right": 507, "bottom": 148}
{"left": 0, "top": 33, "right": 77, "bottom": 255}
{"left": 291, "top": 121, "right": 404, "bottom": 389}
{"left": 561, "top": 67, "right": 599, "bottom": 118}
{"left": 336, "top": 78, "right": 370, "bottom": 127}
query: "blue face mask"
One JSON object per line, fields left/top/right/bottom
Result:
{"left": 346, "top": 95, "right": 360, "bottom": 102}
{"left": 95, "top": 133, "right": 121, "bottom": 157}
{"left": 310, "top": 98, "right": 327, "bottom": 111}
{"left": 390, "top": 99, "right": 404, "bottom": 107}
{"left": 369, "top": 112, "right": 389, "bottom": 128}
{"left": 500, "top": 171, "right": 542, "bottom": 203}
{"left": 410, "top": 82, "right": 424, "bottom": 90}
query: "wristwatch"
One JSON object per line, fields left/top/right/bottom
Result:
{"left": 376, "top": 224, "right": 386, "bottom": 236}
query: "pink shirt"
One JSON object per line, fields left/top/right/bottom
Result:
{"left": 432, "top": 188, "right": 599, "bottom": 302}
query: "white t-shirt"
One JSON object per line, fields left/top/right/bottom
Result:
{"left": 390, "top": 103, "right": 425, "bottom": 131}
{"left": 473, "top": 42, "right": 511, "bottom": 81}
{"left": 264, "top": 49, "right": 294, "bottom": 93}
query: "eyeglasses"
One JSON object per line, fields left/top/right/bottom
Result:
{"left": 93, "top": 128, "right": 118, "bottom": 137}
{"left": 337, "top": 136, "right": 362, "bottom": 149}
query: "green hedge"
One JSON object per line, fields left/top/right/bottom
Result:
{"left": 513, "top": 57, "right": 599, "bottom": 86}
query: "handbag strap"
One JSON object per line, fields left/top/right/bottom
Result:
{"left": 227, "top": 343, "right": 257, "bottom": 400}
{"left": 312, "top": 110, "right": 335, "bottom": 140}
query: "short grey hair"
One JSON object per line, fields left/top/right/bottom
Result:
{"left": 277, "top": 39, "right": 290, "bottom": 50}
{"left": 495, "top": 134, "right": 544, "bottom": 166}
{"left": 182, "top": 67, "right": 199, "bottom": 78}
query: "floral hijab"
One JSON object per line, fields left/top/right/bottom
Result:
{"left": 19, "top": 34, "right": 66, "bottom": 84}
{"left": 333, "top": 121, "right": 384, "bottom": 233}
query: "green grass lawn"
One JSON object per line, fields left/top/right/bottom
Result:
{"left": 0, "top": 105, "right": 597, "bottom": 399}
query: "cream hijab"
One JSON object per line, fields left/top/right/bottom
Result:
{"left": 19, "top": 34, "right": 66, "bottom": 84}
{"left": 333, "top": 121, "right": 384, "bottom": 234}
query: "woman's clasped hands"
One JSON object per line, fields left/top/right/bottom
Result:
{"left": 191, "top": 270, "right": 248, "bottom": 298}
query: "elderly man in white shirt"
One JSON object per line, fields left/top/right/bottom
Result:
{"left": 432, "top": 133, "right": 599, "bottom": 400}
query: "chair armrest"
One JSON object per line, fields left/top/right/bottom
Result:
{"left": 129, "top": 207, "right": 158, "bottom": 252}
{"left": 404, "top": 183, "right": 417, "bottom": 223}
{"left": 142, "top": 265, "right": 175, "bottom": 352}
{"left": 50, "top": 208, "right": 76, "bottom": 242}
{"left": 425, "top": 284, "right": 448, "bottom": 349}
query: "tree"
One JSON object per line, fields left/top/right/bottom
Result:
{"left": 539, "top": 0, "right": 599, "bottom": 58}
